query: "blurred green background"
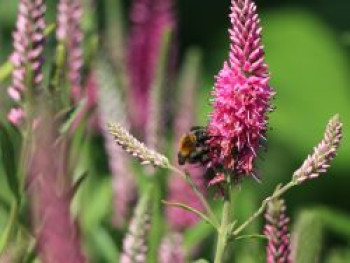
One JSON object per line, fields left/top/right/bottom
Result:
{"left": 0, "top": 0, "right": 349, "bottom": 262}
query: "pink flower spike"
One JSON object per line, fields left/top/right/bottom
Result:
{"left": 8, "top": 0, "right": 46, "bottom": 124}
{"left": 158, "top": 233, "right": 185, "bottom": 263}
{"left": 207, "top": 0, "right": 274, "bottom": 182}
{"left": 264, "top": 198, "right": 291, "bottom": 263}
{"left": 57, "top": 0, "right": 84, "bottom": 99}
{"left": 127, "top": 0, "right": 175, "bottom": 132}
{"left": 28, "top": 110, "right": 86, "bottom": 263}
{"left": 7, "top": 107, "right": 25, "bottom": 126}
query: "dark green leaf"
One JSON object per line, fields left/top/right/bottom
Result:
{"left": 0, "top": 123, "right": 20, "bottom": 202}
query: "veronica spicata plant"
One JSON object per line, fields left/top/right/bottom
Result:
{"left": 108, "top": 0, "right": 343, "bottom": 262}
{"left": 0, "top": 0, "right": 345, "bottom": 262}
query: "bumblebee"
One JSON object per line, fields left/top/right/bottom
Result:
{"left": 177, "top": 126, "right": 210, "bottom": 165}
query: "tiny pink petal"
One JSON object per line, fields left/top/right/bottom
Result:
{"left": 7, "top": 107, "right": 25, "bottom": 126}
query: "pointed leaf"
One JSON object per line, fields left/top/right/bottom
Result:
{"left": 0, "top": 122, "right": 20, "bottom": 202}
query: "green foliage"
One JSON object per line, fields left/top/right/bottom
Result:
{"left": 263, "top": 8, "right": 350, "bottom": 167}
{"left": 292, "top": 210, "right": 323, "bottom": 262}
{"left": 192, "top": 259, "right": 210, "bottom": 263}
{"left": 325, "top": 249, "right": 350, "bottom": 263}
{"left": 0, "top": 116, "right": 20, "bottom": 203}
{"left": 292, "top": 207, "right": 350, "bottom": 262}
{"left": 231, "top": 184, "right": 265, "bottom": 263}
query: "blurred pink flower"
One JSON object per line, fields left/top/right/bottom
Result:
{"left": 96, "top": 60, "right": 137, "bottom": 228}
{"left": 7, "top": 87, "right": 21, "bottom": 101}
{"left": 127, "top": 0, "right": 175, "bottom": 133}
{"left": 57, "top": 0, "right": 84, "bottom": 99}
{"left": 158, "top": 233, "right": 185, "bottom": 263}
{"left": 264, "top": 198, "right": 291, "bottom": 263}
{"left": 10, "top": 0, "right": 31, "bottom": 95}
{"left": 70, "top": 71, "right": 99, "bottom": 132}
{"left": 28, "top": 0, "right": 46, "bottom": 86}
{"left": 28, "top": 110, "right": 86, "bottom": 263}
{"left": 120, "top": 191, "right": 151, "bottom": 263}
{"left": 7, "top": 107, "right": 25, "bottom": 126}
{"left": 7, "top": 0, "right": 45, "bottom": 125}
{"left": 207, "top": 0, "right": 274, "bottom": 182}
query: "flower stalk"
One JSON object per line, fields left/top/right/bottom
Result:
{"left": 214, "top": 189, "right": 231, "bottom": 263}
{"left": 232, "top": 181, "right": 296, "bottom": 237}
{"left": 231, "top": 114, "right": 342, "bottom": 239}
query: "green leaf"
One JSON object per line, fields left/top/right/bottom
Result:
{"left": 232, "top": 183, "right": 264, "bottom": 262}
{"left": 291, "top": 210, "right": 323, "bottom": 263}
{"left": 162, "top": 200, "right": 217, "bottom": 229}
{"left": 192, "top": 259, "right": 210, "bottom": 263}
{"left": 147, "top": 183, "right": 162, "bottom": 263}
{"left": 90, "top": 227, "right": 120, "bottom": 263}
{"left": 325, "top": 249, "right": 350, "bottom": 263}
{"left": 0, "top": 123, "right": 20, "bottom": 202}
{"left": 234, "top": 234, "right": 267, "bottom": 241}
{"left": 183, "top": 220, "right": 214, "bottom": 251}
{"left": 0, "top": 61, "right": 13, "bottom": 83}
{"left": 318, "top": 207, "right": 350, "bottom": 238}
{"left": 291, "top": 207, "right": 350, "bottom": 263}
{"left": 79, "top": 177, "right": 113, "bottom": 231}
{"left": 59, "top": 99, "right": 87, "bottom": 134}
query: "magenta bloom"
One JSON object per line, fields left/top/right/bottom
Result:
{"left": 264, "top": 198, "right": 291, "bottom": 263}
{"left": 127, "top": 0, "right": 174, "bottom": 132}
{"left": 207, "top": 0, "right": 274, "bottom": 181}
{"left": 57, "top": 0, "right": 84, "bottom": 99}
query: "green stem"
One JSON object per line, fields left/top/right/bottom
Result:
{"left": 234, "top": 234, "right": 267, "bottom": 241}
{"left": 214, "top": 191, "right": 231, "bottom": 263}
{"left": 0, "top": 200, "right": 18, "bottom": 252}
{"left": 0, "top": 61, "right": 13, "bottom": 83}
{"left": 169, "top": 165, "right": 219, "bottom": 228}
{"left": 232, "top": 180, "right": 296, "bottom": 237}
